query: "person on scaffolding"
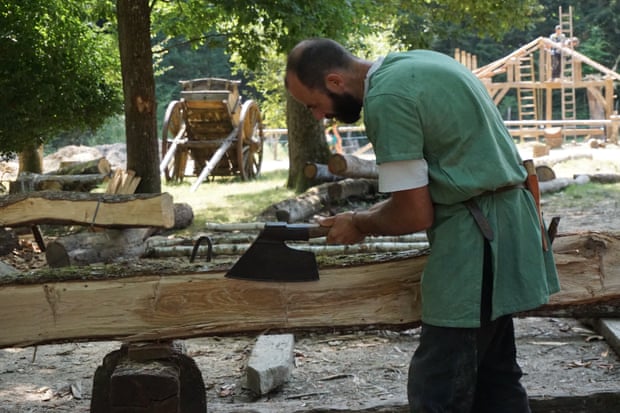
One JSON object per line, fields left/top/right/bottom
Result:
{"left": 549, "top": 25, "right": 566, "bottom": 79}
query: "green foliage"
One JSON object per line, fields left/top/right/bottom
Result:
{"left": 578, "top": 26, "right": 612, "bottom": 75}
{"left": 0, "top": 0, "right": 123, "bottom": 158}
{"left": 389, "top": 0, "right": 542, "bottom": 49}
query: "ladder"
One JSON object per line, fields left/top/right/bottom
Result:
{"left": 517, "top": 55, "right": 538, "bottom": 123}
{"left": 559, "top": 5, "right": 576, "bottom": 122}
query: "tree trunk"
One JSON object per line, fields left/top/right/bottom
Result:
{"left": 116, "top": 0, "right": 160, "bottom": 194}
{"left": 18, "top": 143, "right": 43, "bottom": 174}
{"left": 286, "top": 94, "right": 331, "bottom": 192}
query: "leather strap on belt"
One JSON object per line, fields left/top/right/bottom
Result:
{"left": 464, "top": 199, "right": 495, "bottom": 241}
{"left": 464, "top": 183, "right": 526, "bottom": 241}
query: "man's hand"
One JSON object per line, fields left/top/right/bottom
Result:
{"left": 318, "top": 212, "right": 366, "bottom": 245}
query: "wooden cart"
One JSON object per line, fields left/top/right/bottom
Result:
{"left": 159, "top": 78, "right": 264, "bottom": 191}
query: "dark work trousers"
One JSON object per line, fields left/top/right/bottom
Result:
{"left": 407, "top": 241, "right": 531, "bottom": 413}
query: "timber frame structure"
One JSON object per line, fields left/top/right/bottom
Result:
{"left": 456, "top": 7, "right": 620, "bottom": 144}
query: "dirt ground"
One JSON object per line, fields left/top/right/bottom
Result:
{"left": 1, "top": 142, "right": 620, "bottom": 412}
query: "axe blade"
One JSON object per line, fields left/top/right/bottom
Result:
{"left": 225, "top": 223, "right": 326, "bottom": 282}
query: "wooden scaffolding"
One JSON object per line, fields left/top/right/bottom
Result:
{"left": 466, "top": 7, "right": 620, "bottom": 144}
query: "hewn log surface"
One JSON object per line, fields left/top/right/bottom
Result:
{"left": 0, "top": 191, "right": 175, "bottom": 228}
{"left": 0, "top": 231, "right": 618, "bottom": 348}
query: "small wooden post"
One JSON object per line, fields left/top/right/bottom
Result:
{"left": 91, "top": 341, "right": 207, "bottom": 413}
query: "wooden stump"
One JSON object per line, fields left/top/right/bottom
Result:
{"left": 544, "top": 127, "right": 563, "bottom": 148}
{"left": 532, "top": 143, "right": 550, "bottom": 158}
{"left": 535, "top": 165, "right": 556, "bottom": 182}
{"left": 91, "top": 341, "right": 206, "bottom": 413}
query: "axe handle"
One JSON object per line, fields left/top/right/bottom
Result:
{"left": 523, "top": 159, "right": 548, "bottom": 251}
{"left": 307, "top": 224, "right": 331, "bottom": 238}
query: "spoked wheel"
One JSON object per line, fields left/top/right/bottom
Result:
{"left": 236, "top": 100, "right": 264, "bottom": 181}
{"left": 160, "top": 100, "right": 186, "bottom": 182}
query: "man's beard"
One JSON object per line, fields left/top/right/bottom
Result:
{"left": 326, "top": 91, "right": 362, "bottom": 124}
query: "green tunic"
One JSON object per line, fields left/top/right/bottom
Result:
{"left": 364, "top": 50, "right": 560, "bottom": 328}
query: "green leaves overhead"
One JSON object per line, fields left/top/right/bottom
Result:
{"left": 0, "top": 0, "right": 122, "bottom": 156}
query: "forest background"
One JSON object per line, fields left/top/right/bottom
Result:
{"left": 1, "top": 0, "right": 619, "bottom": 191}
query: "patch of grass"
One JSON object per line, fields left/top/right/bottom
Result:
{"left": 544, "top": 182, "right": 620, "bottom": 208}
{"left": 163, "top": 169, "right": 295, "bottom": 230}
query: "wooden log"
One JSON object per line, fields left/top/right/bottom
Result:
{"left": 0, "top": 191, "right": 175, "bottom": 229}
{"left": 9, "top": 171, "right": 107, "bottom": 193}
{"left": 105, "top": 169, "right": 141, "bottom": 195}
{"left": 328, "top": 154, "right": 378, "bottom": 179}
{"left": 535, "top": 165, "right": 556, "bottom": 182}
{"left": 0, "top": 231, "right": 619, "bottom": 348}
{"left": 205, "top": 222, "right": 269, "bottom": 231}
{"left": 540, "top": 177, "right": 575, "bottom": 194}
{"left": 576, "top": 173, "right": 620, "bottom": 184}
{"left": 327, "top": 178, "right": 379, "bottom": 202}
{"left": 259, "top": 184, "right": 330, "bottom": 223}
{"left": 303, "top": 163, "right": 343, "bottom": 182}
{"left": 144, "top": 241, "right": 430, "bottom": 258}
{"left": 532, "top": 152, "right": 593, "bottom": 168}
{"left": 45, "top": 228, "right": 156, "bottom": 268}
{"left": 539, "top": 173, "right": 620, "bottom": 194}
{"left": 49, "top": 157, "right": 111, "bottom": 176}
{"left": 172, "top": 202, "right": 194, "bottom": 229}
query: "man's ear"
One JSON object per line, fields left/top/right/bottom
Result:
{"left": 325, "top": 73, "right": 345, "bottom": 93}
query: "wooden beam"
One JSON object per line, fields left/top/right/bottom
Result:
{"left": 0, "top": 231, "right": 619, "bottom": 348}
{"left": 0, "top": 191, "right": 175, "bottom": 228}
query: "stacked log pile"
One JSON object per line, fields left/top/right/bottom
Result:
{"left": 299, "top": 152, "right": 620, "bottom": 222}
{"left": 9, "top": 157, "right": 112, "bottom": 193}
{"left": 143, "top": 222, "right": 430, "bottom": 260}
{"left": 0, "top": 157, "right": 184, "bottom": 268}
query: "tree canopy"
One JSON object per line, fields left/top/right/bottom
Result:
{"left": 3, "top": 0, "right": 619, "bottom": 191}
{"left": 0, "top": 0, "right": 123, "bottom": 158}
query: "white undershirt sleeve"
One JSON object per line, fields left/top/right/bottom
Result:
{"left": 377, "top": 159, "right": 429, "bottom": 193}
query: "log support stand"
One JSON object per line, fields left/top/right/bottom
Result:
{"left": 91, "top": 340, "right": 207, "bottom": 413}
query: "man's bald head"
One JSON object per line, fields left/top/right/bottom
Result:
{"left": 285, "top": 38, "right": 354, "bottom": 91}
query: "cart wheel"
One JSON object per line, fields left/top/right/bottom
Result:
{"left": 237, "top": 100, "right": 264, "bottom": 181}
{"left": 161, "top": 100, "right": 184, "bottom": 182}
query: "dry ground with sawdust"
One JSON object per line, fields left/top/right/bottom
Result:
{"left": 1, "top": 142, "right": 620, "bottom": 412}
